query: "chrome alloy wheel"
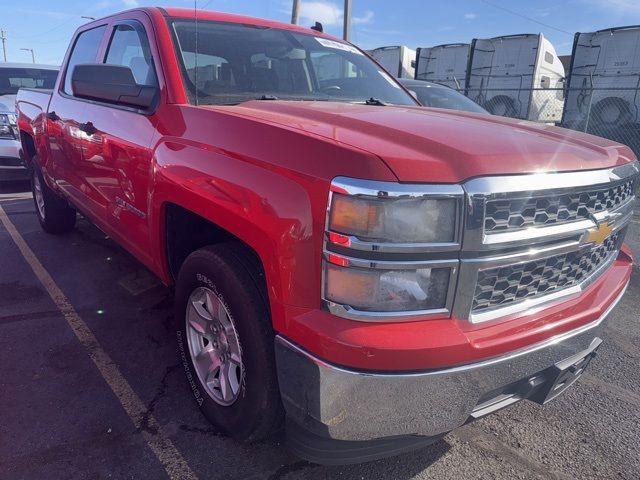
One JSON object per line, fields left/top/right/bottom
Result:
{"left": 186, "top": 286, "right": 243, "bottom": 406}
{"left": 33, "top": 173, "right": 45, "bottom": 220}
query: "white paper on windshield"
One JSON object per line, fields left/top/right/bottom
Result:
{"left": 378, "top": 70, "right": 401, "bottom": 88}
{"left": 315, "top": 37, "right": 363, "bottom": 55}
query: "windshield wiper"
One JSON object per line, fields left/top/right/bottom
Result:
{"left": 364, "top": 97, "right": 387, "bottom": 106}
{"left": 256, "top": 94, "right": 279, "bottom": 100}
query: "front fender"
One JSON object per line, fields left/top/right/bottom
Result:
{"left": 150, "top": 139, "right": 326, "bottom": 331}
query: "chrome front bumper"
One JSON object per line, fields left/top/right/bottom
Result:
{"left": 275, "top": 282, "right": 627, "bottom": 446}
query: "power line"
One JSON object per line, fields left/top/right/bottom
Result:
{"left": 10, "top": 9, "right": 97, "bottom": 40}
{"left": 480, "top": 0, "right": 573, "bottom": 36}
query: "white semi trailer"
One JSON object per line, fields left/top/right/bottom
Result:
{"left": 561, "top": 26, "right": 640, "bottom": 156}
{"left": 466, "top": 33, "right": 565, "bottom": 123}
{"left": 368, "top": 46, "right": 416, "bottom": 79}
{"left": 415, "top": 43, "right": 470, "bottom": 89}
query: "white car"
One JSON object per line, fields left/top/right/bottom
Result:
{"left": 0, "top": 63, "right": 58, "bottom": 182}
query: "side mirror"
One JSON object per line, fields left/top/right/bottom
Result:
{"left": 71, "top": 63, "right": 157, "bottom": 110}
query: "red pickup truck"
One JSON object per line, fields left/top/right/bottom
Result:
{"left": 16, "top": 7, "right": 638, "bottom": 465}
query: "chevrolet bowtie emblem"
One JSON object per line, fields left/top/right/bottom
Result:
{"left": 585, "top": 221, "right": 613, "bottom": 246}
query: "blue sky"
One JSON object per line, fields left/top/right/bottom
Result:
{"left": 1, "top": 0, "right": 639, "bottom": 65}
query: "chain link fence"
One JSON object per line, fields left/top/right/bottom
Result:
{"left": 462, "top": 87, "right": 565, "bottom": 124}
{"left": 457, "top": 87, "right": 640, "bottom": 159}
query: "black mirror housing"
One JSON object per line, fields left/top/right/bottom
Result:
{"left": 71, "top": 63, "right": 157, "bottom": 110}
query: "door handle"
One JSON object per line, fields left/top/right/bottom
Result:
{"left": 46, "top": 111, "right": 60, "bottom": 121}
{"left": 79, "top": 121, "right": 97, "bottom": 135}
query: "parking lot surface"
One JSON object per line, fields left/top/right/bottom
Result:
{"left": 1, "top": 181, "right": 639, "bottom": 480}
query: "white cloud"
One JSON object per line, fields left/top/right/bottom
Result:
{"left": 299, "top": 1, "right": 342, "bottom": 26}
{"left": 464, "top": 12, "right": 477, "bottom": 20}
{"left": 122, "top": 0, "right": 139, "bottom": 7}
{"left": 582, "top": 0, "right": 640, "bottom": 12}
{"left": 295, "top": 1, "right": 374, "bottom": 27}
{"left": 533, "top": 8, "right": 552, "bottom": 17}
{"left": 353, "top": 10, "right": 375, "bottom": 25}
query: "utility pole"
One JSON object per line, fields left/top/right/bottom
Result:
{"left": 21, "top": 48, "right": 35, "bottom": 63}
{"left": 291, "top": 0, "right": 300, "bottom": 24}
{"left": 343, "top": 0, "right": 352, "bottom": 41}
{"left": 0, "top": 29, "right": 7, "bottom": 62}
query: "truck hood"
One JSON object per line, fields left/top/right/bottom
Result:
{"left": 223, "top": 101, "right": 635, "bottom": 183}
{"left": 0, "top": 94, "right": 17, "bottom": 114}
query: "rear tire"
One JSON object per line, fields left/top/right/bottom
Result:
{"left": 31, "top": 158, "right": 76, "bottom": 234}
{"left": 174, "top": 243, "right": 283, "bottom": 442}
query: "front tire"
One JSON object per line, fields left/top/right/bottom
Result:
{"left": 31, "top": 158, "right": 76, "bottom": 234}
{"left": 174, "top": 244, "right": 282, "bottom": 442}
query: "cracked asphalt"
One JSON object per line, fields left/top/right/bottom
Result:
{"left": 0, "top": 181, "right": 639, "bottom": 480}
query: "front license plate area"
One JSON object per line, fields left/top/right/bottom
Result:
{"left": 529, "top": 339, "right": 601, "bottom": 404}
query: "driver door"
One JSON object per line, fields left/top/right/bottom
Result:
{"left": 74, "top": 18, "right": 160, "bottom": 268}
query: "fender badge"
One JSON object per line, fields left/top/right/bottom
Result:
{"left": 585, "top": 221, "right": 613, "bottom": 246}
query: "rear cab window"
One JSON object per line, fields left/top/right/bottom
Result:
{"left": 0, "top": 68, "right": 58, "bottom": 94}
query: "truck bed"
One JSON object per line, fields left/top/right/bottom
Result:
{"left": 16, "top": 88, "right": 52, "bottom": 162}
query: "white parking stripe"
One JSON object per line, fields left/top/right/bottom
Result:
{"left": 0, "top": 206, "right": 198, "bottom": 480}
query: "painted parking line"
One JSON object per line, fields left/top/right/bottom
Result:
{"left": 632, "top": 219, "right": 640, "bottom": 225}
{"left": 0, "top": 205, "right": 198, "bottom": 480}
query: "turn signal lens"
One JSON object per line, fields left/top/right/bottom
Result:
{"left": 329, "top": 193, "right": 456, "bottom": 243}
{"left": 329, "top": 194, "right": 380, "bottom": 235}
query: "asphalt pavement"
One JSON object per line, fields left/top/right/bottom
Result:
{"left": 0, "top": 180, "right": 639, "bottom": 480}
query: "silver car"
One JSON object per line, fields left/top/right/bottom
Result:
{"left": 1, "top": 63, "right": 59, "bottom": 182}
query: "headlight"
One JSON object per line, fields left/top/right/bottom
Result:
{"left": 0, "top": 114, "right": 16, "bottom": 139}
{"left": 324, "top": 261, "right": 451, "bottom": 312}
{"left": 323, "top": 177, "right": 463, "bottom": 321}
{"left": 329, "top": 193, "right": 456, "bottom": 243}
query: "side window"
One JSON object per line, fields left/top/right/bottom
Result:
{"left": 540, "top": 75, "right": 551, "bottom": 89}
{"left": 105, "top": 23, "right": 157, "bottom": 86}
{"left": 63, "top": 26, "right": 107, "bottom": 95}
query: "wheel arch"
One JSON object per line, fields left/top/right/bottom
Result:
{"left": 19, "top": 131, "right": 38, "bottom": 168}
{"left": 150, "top": 135, "right": 329, "bottom": 331}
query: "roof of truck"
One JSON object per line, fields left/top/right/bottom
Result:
{"left": 0, "top": 62, "right": 59, "bottom": 70}
{"left": 157, "top": 7, "right": 333, "bottom": 37}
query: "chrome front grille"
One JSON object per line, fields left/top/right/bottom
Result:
{"left": 322, "top": 162, "right": 638, "bottom": 324}
{"left": 484, "top": 180, "right": 635, "bottom": 233}
{"left": 472, "top": 231, "right": 624, "bottom": 312}
{"left": 458, "top": 162, "right": 639, "bottom": 323}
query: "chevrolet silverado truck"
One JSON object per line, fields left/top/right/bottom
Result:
{"left": 16, "top": 7, "right": 639, "bottom": 465}
{"left": 1, "top": 63, "right": 58, "bottom": 182}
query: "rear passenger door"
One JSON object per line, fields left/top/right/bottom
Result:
{"left": 77, "top": 18, "right": 160, "bottom": 268}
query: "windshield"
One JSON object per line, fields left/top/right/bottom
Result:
{"left": 0, "top": 67, "right": 59, "bottom": 95}
{"left": 169, "top": 19, "right": 417, "bottom": 106}
{"left": 411, "top": 83, "right": 488, "bottom": 114}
